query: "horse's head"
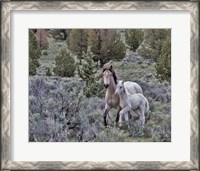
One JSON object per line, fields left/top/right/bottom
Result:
{"left": 102, "top": 65, "right": 117, "bottom": 88}
{"left": 103, "top": 69, "right": 112, "bottom": 88}
{"left": 115, "top": 80, "right": 125, "bottom": 95}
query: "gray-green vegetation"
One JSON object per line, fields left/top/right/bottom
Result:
{"left": 137, "top": 29, "right": 171, "bottom": 82}
{"left": 67, "top": 29, "right": 88, "bottom": 64}
{"left": 125, "top": 29, "right": 144, "bottom": 51}
{"left": 156, "top": 36, "right": 171, "bottom": 82}
{"left": 88, "top": 29, "right": 126, "bottom": 67}
{"left": 53, "top": 49, "right": 76, "bottom": 77}
{"left": 29, "top": 29, "right": 171, "bottom": 142}
{"left": 77, "top": 51, "right": 104, "bottom": 98}
{"left": 29, "top": 30, "right": 41, "bottom": 76}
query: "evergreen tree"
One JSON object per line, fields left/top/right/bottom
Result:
{"left": 101, "top": 30, "right": 126, "bottom": 65}
{"left": 53, "top": 49, "right": 75, "bottom": 77}
{"left": 77, "top": 52, "right": 104, "bottom": 97}
{"left": 125, "top": 29, "right": 144, "bottom": 51}
{"left": 137, "top": 29, "right": 171, "bottom": 82}
{"left": 50, "top": 29, "right": 69, "bottom": 40}
{"left": 156, "top": 36, "right": 171, "bottom": 82}
{"left": 87, "top": 29, "right": 101, "bottom": 65}
{"left": 88, "top": 29, "right": 126, "bottom": 67}
{"left": 46, "top": 67, "right": 52, "bottom": 76}
{"left": 138, "top": 29, "right": 170, "bottom": 61}
{"left": 29, "top": 30, "right": 41, "bottom": 76}
{"left": 67, "top": 29, "right": 88, "bottom": 64}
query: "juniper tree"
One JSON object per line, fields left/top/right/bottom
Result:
{"left": 87, "top": 29, "right": 101, "bottom": 65}
{"left": 156, "top": 36, "right": 171, "bottom": 82}
{"left": 67, "top": 29, "right": 88, "bottom": 64}
{"left": 77, "top": 52, "right": 104, "bottom": 97}
{"left": 50, "top": 29, "right": 69, "bottom": 40}
{"left": 138, "top": 29, "right": 170, "bottom": 61}
{"left": 125, "top": 29, "right": 144, "bottom": 51}
{"left": 29, "top": 30, "right": 41, "bottom": 76}
{"left": 53, "top": 49, "right": 76, "bottom": 77}
{"left": 88, "top": 29, "right": 126, "bottom": 67}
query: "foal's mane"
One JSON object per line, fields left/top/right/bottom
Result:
{"left": 103, "top": 68, "right": 118, "bottom": 85}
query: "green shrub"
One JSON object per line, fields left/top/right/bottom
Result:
{"left": 156, "top": 37, "right": 171, "bottom": 82}
{"left": 29, "top": 30, "right": 41, "bottom": 76}
{"left": 137, "top": 29, "right": 171, "bottom": 82}
{"left": 67, "top": 29, "right": 88, "bottom": 64}
{"left": 88, "top": 29, "right": 126, "bottom": 67}
{"left": 50, "top": 29, "right": 69, "bottom": 40}
{"left": 77, "top": 52, "right": 104, "bottom": 98}
{"left": 138, "top": 29, "right": 170, "bottom": 61}
{"left": 125, "top": 29, "right": 144, "bottom": 51}
{"left": 53, "top": 49, "right": 75, "bottom": 77}
{"left": 43, "top": 51, "right": 48, "bottom": 55}
{"left": 151, "top": 123, "right": 171, "bottom": 142}
{"left": 29, "top": 59, "right": 40, "bottom": 76}
{"left": 46, "top": 67, "right": 52, "bottom": 76}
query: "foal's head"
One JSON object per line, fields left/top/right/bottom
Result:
{"left": 102, "top": 65, "right": 117, "bottom": 89}
{"left": 115, "top": 80, "right": 125, "bottom": 95}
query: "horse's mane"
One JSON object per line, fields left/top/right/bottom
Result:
{"left": 103, "top": 68, "right": 118, "bottom": 85}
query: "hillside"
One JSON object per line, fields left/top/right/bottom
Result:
{"left": 29, "top": 32, "right": 171, "bottom": 142}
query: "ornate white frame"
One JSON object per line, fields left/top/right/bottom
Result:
{"left": 1, "top": 1, "right": 199, "bottom": 170}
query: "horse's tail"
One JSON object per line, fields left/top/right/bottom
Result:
{"left": 144, "top": 98, "right": 151, "bottom": 122}
{"left": 145, "top": 98, "right": 150, "bottom": 114}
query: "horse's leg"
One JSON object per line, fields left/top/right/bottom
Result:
{"left": 128, "top": 111, "right": 131, "bottom": 127}
{"left": 103, "top": 104, "right": 111, "bottom": 127}
{"left": 119, "top": 106, "right": 131, "bottom": 127}
{"left": 125, "top": 111, "right": 131, "bottom": 128}
{"left": 125, "top": 112, "right": 129, "bottom": 122}
{"left": 128, "top": 111, "right": 131, "bottom": 128}
{"left": 115, "top": 106, "right": 121, "bottom": 123}
{"left": 128, "top": 111, "right": 132, "bottom": 120}
{"left": 138, "top": 106, "right": 145, "bottom": 127}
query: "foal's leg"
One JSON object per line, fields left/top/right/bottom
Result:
{"left": 138, "top": 106, "right": 145, "bottom": 127}
{"left": 103, "top": 104, "right": 111, "bottom": 126}
{"left": 128, "top": 111, "right": 131, "bottom": 127}
{"left": 119, "top": 106, "right": 131, "bottom": 127}
{"left": 124, "top": 111, "right": 131, "bottom": 128}
{"left": 124, "top": 112, "right": 129, "bottom": 122}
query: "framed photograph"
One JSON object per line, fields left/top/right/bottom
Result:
{"left": 1, "top": 1, "right": 199, "bottom": 170}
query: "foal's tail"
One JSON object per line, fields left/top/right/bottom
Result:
{"left": 145, "top": 99, "right": 150, "bottom": 114}
{"left": 145, "top": 99, "right": 150, "bottom": 120}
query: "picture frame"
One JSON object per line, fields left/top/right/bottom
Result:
{"left": 1, "top": 1, "right": 199, "bottom": 170}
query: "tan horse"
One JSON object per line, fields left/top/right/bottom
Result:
{"left": 103, "top": 65, "right": 143, "bottom": 126}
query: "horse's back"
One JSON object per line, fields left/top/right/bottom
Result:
{"left": 128, "top": 93, "right": 149, "bottom": 116}
{"left": 128, "top": 93, "right": 143, "bottom": 109}
{"left": 124, "top": 81, "right": 143, "bottom": 94}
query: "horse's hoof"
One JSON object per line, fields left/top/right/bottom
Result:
{"left": 118, "top": 123, "right": 122, "bottom": 128}
{"left": 114, "top": 122, "right": 119, "bottom": 128}
{"left": 104, "top": 124, "right": 108, "bottom": 128}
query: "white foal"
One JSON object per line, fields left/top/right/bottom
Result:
{"left": 115, "top": 80, "right": 149, "bottom": 127}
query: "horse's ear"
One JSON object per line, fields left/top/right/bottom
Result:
{"left": 110, "top": 65, "right": 113, "bottom": 70}
{"left": 122, "top": 80, "right": 125, "bottom": 85}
